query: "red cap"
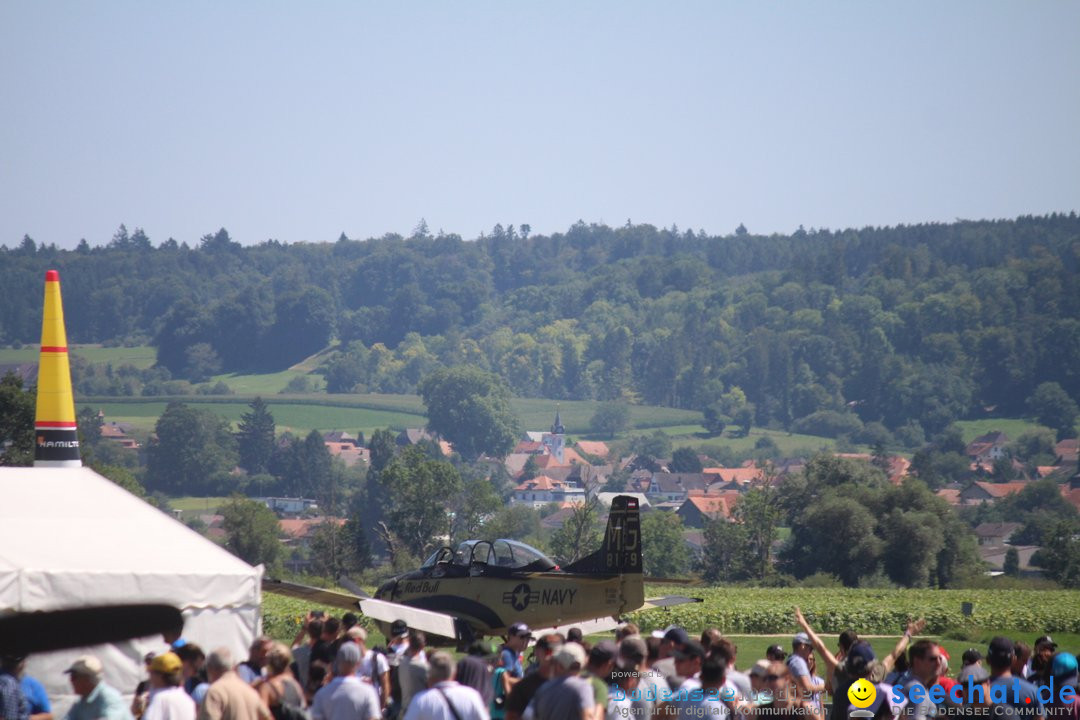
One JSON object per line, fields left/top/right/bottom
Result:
{"left": 46, "top": 270, "right": 59, "bottom": 282}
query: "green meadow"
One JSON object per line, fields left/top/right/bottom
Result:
{"left": 0, "top": 344, "right": 157, "bottom": 368}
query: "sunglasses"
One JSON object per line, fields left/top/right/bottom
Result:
{"left": 765, "top": 674, "right": 785, "bottom": 682}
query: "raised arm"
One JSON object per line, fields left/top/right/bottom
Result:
{"left": 882, "top": 618, "right": 926, "bottom": 673}
{"left": 793, "top": 607, "right": 840, "bottom": 673}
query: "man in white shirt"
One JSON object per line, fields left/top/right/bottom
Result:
{"left": 143, "top": 653, "right": 196, "bottom": 720}
{"left": 310, "top": 644, "right": 381, "bottom": 720}
{"left": 346, "top": 627, "right": 391, "bottom": 714}
{"left": 404, "top": 651, "right": 489, "bottom": 720}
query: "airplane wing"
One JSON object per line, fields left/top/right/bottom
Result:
{"left": 262, "top": 578, "right": 363, "bottom": 611}
{"left": 531, "top": 615, "right": 623, "bottom": 638}
{"left": 641, "top": 595, "right": 704, "bottom": 609}
{"left": 357, "top": 598, "right": 459, "bottom": 640}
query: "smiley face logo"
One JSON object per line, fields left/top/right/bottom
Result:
{"left": 848, "top": 678, "right": 877, "bottom": 709}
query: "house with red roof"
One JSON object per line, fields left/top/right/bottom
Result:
{"left": 958, "top": 481, "right": 1029, "bottom": 504}
{"left": 676, "top": 491, "right": 741, "bottom": 528}
{"left": 965, "top": 431, "right": 1010, "bottom": 463}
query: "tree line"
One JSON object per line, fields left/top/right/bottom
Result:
{"left": 2, "top": 214, "right": 1079, "bottom": 447}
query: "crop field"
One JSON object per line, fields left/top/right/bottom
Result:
{"left": 628, "top": 587, "right": 1080, "bottom": 635}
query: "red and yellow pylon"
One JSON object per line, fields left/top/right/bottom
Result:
{"left": 34, "top": 270, "right": 81, "bottom": 467}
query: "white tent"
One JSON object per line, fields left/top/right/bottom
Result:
{"left": 0, "top": 467, "right": 262, "bottom": 714}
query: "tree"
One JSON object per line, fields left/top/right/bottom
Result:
{"left": 701, "top": 519, "right": 750, "bottom": 582}
{"left": 734, "top": 488, "right": 779, "bottom": 581}
{"left": 1028, "top": 382, "right": 1079, "bottom": 441}
{"left": 550, "top": 498, "right": 602, "bottom": 565}
{"left": 91, "top": 462, "right": 146, "bottom": 499}
{"left": 631, "top": 430, "right": 673, "bottom": 462}
{"left": 450, "top": 471, "right": 502, "bottom": 544}
{"left": 670, "top": 447, "right": 703, "bottom": 473}
{"left": 237, "top": 397, "right": 275, "bottom": 474}
{"left": 1032, "top": 520, "right": 1080, "bottom": 587}
{"left": 308, "top": 520, "right": 349, "bottom": 580}
{"left": 481, "top": 505, "right": 542, "bottom": 542}
{"left": 590, "top": 401, "right": 630, "bottom": 439}
{"left": 146, "top": 402, "right": 237, "bottom": 495}
{"left": 783, "top": 495, "right": 883, "bottom": 586}
{"left": 378, "top": 445, "right": 463, "bottom": 558}
{"left": 702, "top": 404, "right": 729, "bottom": 437}
{"left": 640, "top": 511, "right": 690, "bottom": 576}
{"left": 0, "top": 372, "right": 34, "bottom": 466}
{"left": 419, "top": 367, "right": 519, "bottom": 460}
{"left": 368, "top": 428, "right": 397, "bottom": 474}
{"left": 1003, "top": 546, "right": 1020, "bottom": 577}
{"left": 220, "top": 495, "right": 281, "bottom": 570}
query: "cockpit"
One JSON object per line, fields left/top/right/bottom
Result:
{"left": 421, "top": 539, "right": 558, "bottom": 574}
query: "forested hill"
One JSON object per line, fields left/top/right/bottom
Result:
{"left": 2, "top": 214, "right": 1079, "bottom": 442}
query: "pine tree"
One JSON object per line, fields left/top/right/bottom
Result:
{"left": 237, "top": 397, "right": 275, "bottom": 474}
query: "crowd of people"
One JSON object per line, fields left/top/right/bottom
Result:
{"left": 1, "top": 608, "right": 1078, "bottom": 720}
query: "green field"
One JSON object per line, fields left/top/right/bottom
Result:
{"left": 671, "top": 427, "right": 854, "bottom": 456}
{"left": 953, "top": 418, "right": 1054, "bottom": 443}
{"left": 77, "top": 393, "right": 702, "bottom": 437}
{"left": 627, "top": 587, "right": 1080, "bottom": 635}
{"left": 0, "top": 344, "right": 157, "bottom": 368}
{"left": 81, "top": 400, "right": 428, "bottom": 435}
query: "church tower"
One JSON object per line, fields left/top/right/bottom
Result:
{"left": 545, "top": 407, "right": 565, "bottom": 464}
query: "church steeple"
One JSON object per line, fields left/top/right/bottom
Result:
{"left": 545, "top": 405, "right": 565, "bottom": 464}
{"left": 551, "top": 406, "right": 565, "bottom": 435}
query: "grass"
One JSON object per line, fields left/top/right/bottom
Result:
{"left": 80, "top": 401, "right": 427, "bottom": 435}
{"left": 953, "top": 418, "right": 1054, "bottom": 443}
{"left": 0, "top": 344, "right": 157, "bottom": 368}
{"left": 76, "top": 394, "right": 702, "bottom": 437}
{"left": 209, "top": 370, "right": 323, "bottom": 395}
{"left": 671, "top": 427, "right": 858, "bottom": 456}
{"left": 170, "top": 496, "right": 232, "bottom": 513}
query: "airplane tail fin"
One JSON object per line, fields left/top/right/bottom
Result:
{"left": 563, "top": 495, "right": 643, "bottom": 575}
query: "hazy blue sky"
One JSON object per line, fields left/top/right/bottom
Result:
{"left": 2, "top": 1, "right": 1077, "bottom": 249}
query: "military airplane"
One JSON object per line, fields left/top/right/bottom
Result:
{"left": 264, "top": 495, "right": 699, "bottom": 643}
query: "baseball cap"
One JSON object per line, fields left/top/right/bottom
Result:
{"left": 663, "top": 626, "right": 690, "bottom": 646}
{"left": 987, "top": 637, "right": 1014, "bottom": 665}
{"left": 674, "top": 640, "right": 706, "bottom": 662}
{"left": 64, "top": 655, "right": 103, "bottom": 681}
{"left": 766, "top": 644, "right": 786, "bottom": 659}
{"left": 553, "top": 643, "right": 587, "bottom": 670}
{"left": 1035, "top": 635, "right": 1057, "bottom": 651}
{"left": 1052, "top": 652, "right": 1078, "bottom": 681}
{"left": 508, "top": 622, "right": 532, "bottom": 638}
{"left": 390, "top": 620, "right": 408, "bottom": 638}
{"left": 150, "top": 652, "right": 182, "bottom": 675}
{"left": 847, "top": 641, "right": 875, "bottom": 664}
{"left": 792, "top": 632, "right": 811, "bottom": 648}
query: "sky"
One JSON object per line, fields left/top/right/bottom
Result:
{"left": 1, "top": 1, "right": 1078, "bottom": 249}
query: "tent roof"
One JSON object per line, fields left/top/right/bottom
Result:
{"left": 0, "top": 466, "right": 259, "bottom": 610}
